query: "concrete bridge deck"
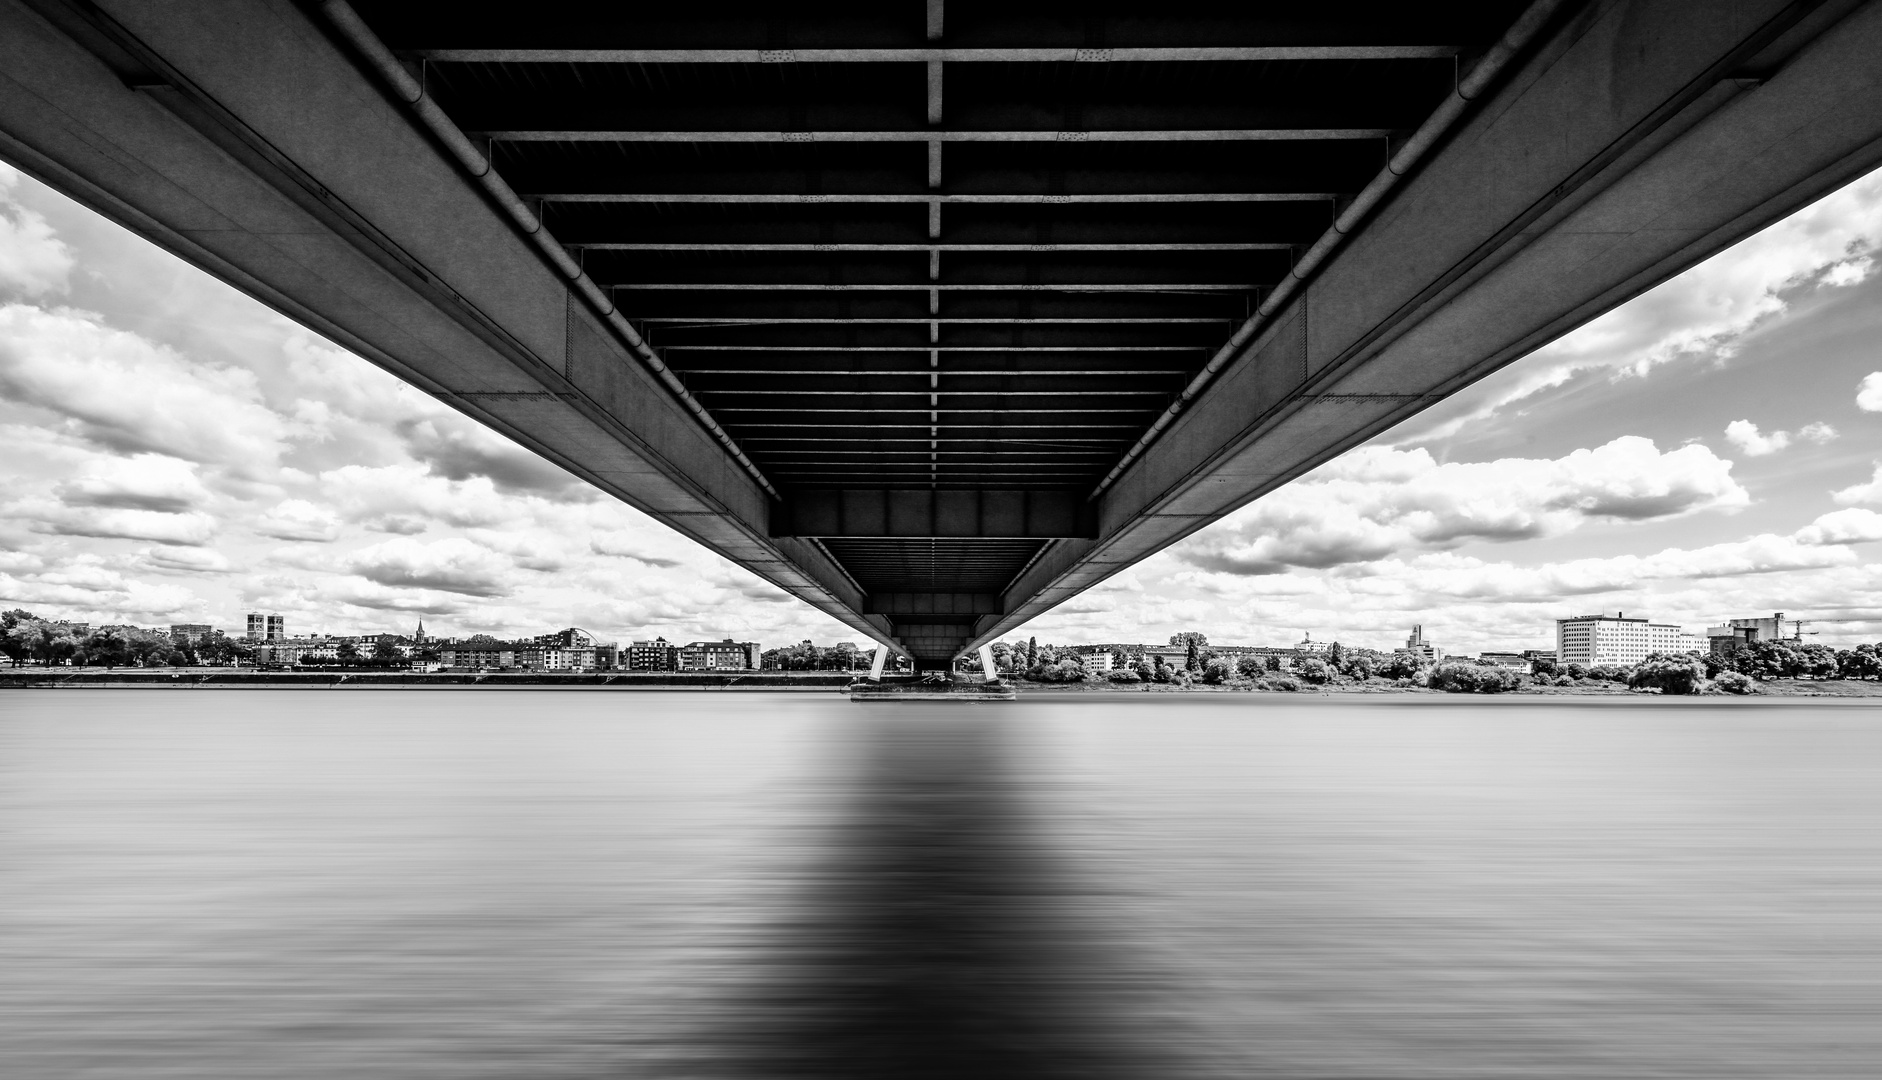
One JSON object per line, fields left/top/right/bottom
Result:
{"left": 3, "top": 0, "right": 1881, "bottom": 665}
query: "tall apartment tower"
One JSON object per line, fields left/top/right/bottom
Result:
{"left": 246, "top": 612, "right": 264, "bottom": 641}
{"left": 1401, "top": 624, "right": 1439, "bottom": 662}
{"left": 266, "top": 614, "right": 285, "bottom": 641}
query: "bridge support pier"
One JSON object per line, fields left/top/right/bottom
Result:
{"left": 867, "top": 645, "right": 887, "bottom": 682}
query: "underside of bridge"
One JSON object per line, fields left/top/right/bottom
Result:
{"left": 4, "top": 1, "right": 1882, "bottom": 665}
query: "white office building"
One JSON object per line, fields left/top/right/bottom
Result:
{"left": 1651, "top": 624, "right": 1708, "bottom": 655}
{"left": 1556, "top": 613, "right": 1702, "bottom": 666}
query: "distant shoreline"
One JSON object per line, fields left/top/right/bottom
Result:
{"left": 4, "top": 670, "right": 1880, "bottom": 698}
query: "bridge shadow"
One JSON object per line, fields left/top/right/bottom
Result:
{"left": 661, "top": 713, "right": 1180, "bottom": 1080}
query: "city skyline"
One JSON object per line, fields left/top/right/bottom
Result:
{"left": 5, "top": 160, "right": 1882, "bottom": 653}
{"left": 0, "top": 599, "right": 1796, "bottom": 667}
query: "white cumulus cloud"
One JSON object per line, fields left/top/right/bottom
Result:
{"left": 1724, "top": 420, "right": 1789, "bottom": 456}
{"left": 1832, "top": 463, "right": 1882, "bottom": 506}
{"left": 318, "top": 462, "right": 521, "bottom": 531}
{"left": 140, "top": 546, "right": 233, "bottom": 574}
{"left": 0, "top": 165, "right": 74, "bottom": 297}
{"left": 0, "top": 305, "right": 283, "bottom": 466}
{"left": 1397, "top": 170, "right": 1882, "bottom": 444}
{"left": 1181, "top": 437, "right": 1748, "bottom": 575}
{"left": 1859, "top": 372, "right": 1882, "bottom": 412}
{"left": 10, "top": 496, "right": 217, "bottom": 546}
{"left": 55, "top": 454, "right": 211, "bottom": 513}
{"left": 1723, "top": 421, "right": 1821, "bottom": 459}
{"left": 1793, "top": 507, "right": 1882, "bottom": 546}
{"left": 344, "top": 537, "right": 514, "bottom": 598}
{"left": 255, "top": 499, "right": 341, "bottom": 542}
{"left": 0, "top": 563, "right": 199, "bottom": 618}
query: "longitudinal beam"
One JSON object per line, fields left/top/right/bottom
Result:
{"left": 0, "top": 0, "right": 914, "bottom": 656}
{"left": 967, "top": 0, "right": 1882, "bottom": 657}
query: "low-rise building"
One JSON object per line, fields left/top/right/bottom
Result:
{"left": 299, "top": 640, "right": 340, "bottom": 662}
{"left": 1215, "top": 645, "right": 1295, "bottom": 663}
{"left": 1139, "top": 645, "right": 1191, "bottom": 668}
{"left": 169, "top": 623, "right": 213, "bottom": 644}
{"left": 677, "top": 639, "right": 761, "bottom": 670}
{"left": 627, "top": 637, "right": 678, "bottom": 671}
{"left": 253, "top": 642, "right": 307, "bottom": 666}
{"left": 1705, "top": 613, "right": 1799, "bottom": 657}
{"left": 519, "top": 645, "right": 595, "bottom": 671}
{"left": 1066, "top": 645, "right": 1127, "bottom": 670}
{"left": 1477, "top": 652, "right": 1531, "bottom": 671}
{"left": 1651, "top": 623, "right": 1706, "bottom": 655}
{"left": 534, "top": 627, "right": 596, "bottom": 649}
{"left": 440, "top": 645, "right": 516, "bottom": 670}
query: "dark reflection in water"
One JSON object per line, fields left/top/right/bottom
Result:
{"left": 685, "top": 715, "right": 1171, "bottom": 1080}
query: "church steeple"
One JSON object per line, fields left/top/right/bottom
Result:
{"left": 414, "top": 618, "right": 426, "bottom": 643}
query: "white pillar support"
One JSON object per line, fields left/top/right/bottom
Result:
{"left": 978, "top": 643, "right": 997, "bottom": 681}
{"left": 869, "top": 644, "right": 888, "bottom": 681}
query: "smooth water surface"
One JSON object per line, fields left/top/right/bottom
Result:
{"left": 3, "top": 690, "right": 1878, "bottom": 1077}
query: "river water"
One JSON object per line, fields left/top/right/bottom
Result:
{"left": 2, "top": 690, "right": 1878, "bottom": 1078}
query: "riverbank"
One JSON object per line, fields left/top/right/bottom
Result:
{"left": 1009, "top": 677, "right": 1882, "bottom": 698}
{"left": 0, "top": 669, "right": 854, "bottom": 690}
{"left": 7, "top": 670, "right": 1879, "bottom": 697}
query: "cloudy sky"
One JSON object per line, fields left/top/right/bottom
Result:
{"left": 5, "top": 159, "right": 1882, "bottom": 654}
